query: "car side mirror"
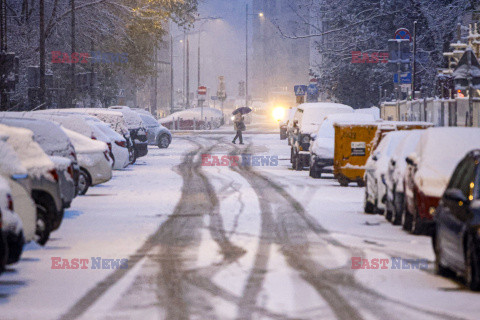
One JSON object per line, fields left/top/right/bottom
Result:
{"left": 444, "top": 188, "right": 468, "bottom": 204}
{"left": 372, "top": 154, "right": 378, "bottom": 161}
{"left": 405, "top": 153, "right": 418, "bottom": 166}
{"left": 390, "top": 159, "right": 396, "bottom": 166}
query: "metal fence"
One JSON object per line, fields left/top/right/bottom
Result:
{"left": 380, "top": 98, "right": 480, "bottom": 127}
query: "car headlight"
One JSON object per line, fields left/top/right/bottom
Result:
{"left": 302, "top": 135, "right": 310, "bottom": 144}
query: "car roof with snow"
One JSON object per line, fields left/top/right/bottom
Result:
{"left": 0, "top": 124, "right": 55, "bottom": 177}
{"left": 108, "top": 106, "right": 144, "bottom": 129}
{"left": 0, "top": 139, "right": 28, "bottom": 176}
{"left": 0, "top": 115, "right": 74, "bottom": 159}
{"left": 61, "top": 127, "right": 108, "bottom": 154}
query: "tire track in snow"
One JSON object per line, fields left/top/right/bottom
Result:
{"left": 228, "top": 143, "right": 465, "bottom": 320}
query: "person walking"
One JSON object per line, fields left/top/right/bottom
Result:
{"left": 232, "top": 113, "right": 245, "bottom": 144}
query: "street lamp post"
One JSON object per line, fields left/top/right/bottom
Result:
{"left": 245, "top": 5, "right": 263, "bottom": 109}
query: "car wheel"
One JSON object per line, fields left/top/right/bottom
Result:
{"left": 35, "top": 203, "right": 51, "bottom": 246}
{"left": 402, "top": 206, "right": 413, "bottom": 231}
{"left": 295, "top": 156, "right": 303, "bottom": 171}
{"left": 339, "top": 176, "right": 349, "bottom": 187}
{"left": 309, "top": 165, "right": 321, "bottom": 178}
{"left": 7, "top": 231, "right": 24, "bottom": 264}
{"left": 466, "top": 235, "right": 480, "bottom": 291}
{"left": 385, "top": 208, "right": 392, "bottom": 222}
{"left": 433, "top": 232, "right": 451, "bottom": 277}
{"left": 290, "top": 147, "right": 294, "bottom": 163}
{"left": 129, "top": 148, "right": 136, "bottom": 165}
{"left": 158, "top": 134, "right": 170, "bottom": 149}
{"left": 364, "top": 178, "right": 374, "bottom": 213}
{"left": 78, "top": 169, "right": 91, "bottom": 195}
{"left": 411, "top": 212, "right": 425, "bottom": 235}
{"left": 357, "top": 179, "right": 365, "bottom": 187}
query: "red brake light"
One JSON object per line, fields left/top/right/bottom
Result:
{"left": 49, "top": 169, "right": 59, "bottom": 182}
{"left": 67, "top": 165, "right": 74, "bottom": 179}
{"left": 115, "top": 140, "right": 126, "bottom": 148}
{"left": 7, "top": 194, "right": 14, "bottom": 211}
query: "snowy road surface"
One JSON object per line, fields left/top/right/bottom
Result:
{"left": 1, "top": 132, "right": 479, "bottom": 320}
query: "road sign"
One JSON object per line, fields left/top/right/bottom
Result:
{"left": 294, "top": 85, "right": 307, "bottom": 96}
{"left": 307, "top": 84, "right": 319, "bottom": 95}
{"left": 394, "top": 73, "right": 412, "bottom": 84}
{"left": 395, "top": 28, "right": 411, "bottom": 41}
{"left": 198, "top": 86, "right": 207, "bottom": 95}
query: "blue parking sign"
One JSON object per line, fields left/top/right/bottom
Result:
{"left": 294, "top": 85, "right": 307, "bottom": 96}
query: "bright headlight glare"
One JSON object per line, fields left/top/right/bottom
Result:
{"left": 272, "top": 107, "right": 286, "bottom": 121}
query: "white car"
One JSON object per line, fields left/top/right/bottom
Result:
{"left": 85, "top": 117, "right": 130, "bottom": 169}
{"left": 62, "top": 128, "right": 113, "bottom": 195}
{"left": 0, "top": 124, "right": 62, "bottom": 245}
{"left": 0, "top": 175, "right": 24, "bottom": 265}
{"left": 384, "top": 131, "right": 423, "bottom": 224}
{"left": 364, "top": 131, "right": 410, "bottom": 214}
{"left": 0, "top": 139, "right": 36, "bottom": 244}
{"left": 309, "top": 113, "right": 375, "bottom": 178}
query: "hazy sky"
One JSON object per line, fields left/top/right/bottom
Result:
{"left": 172, "top": 0, "right": 249, "bottom": 104}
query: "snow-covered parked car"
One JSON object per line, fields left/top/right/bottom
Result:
{"left": 403, "top": 127, "right": 480, "bottom": 235}
{"left": 85, "top": 117, "right": 130, "bottom": 169}
{"left": 0, "top": 124, "right": 62, "bottom": 245}
{"left": 0, "top": 116, "right": 78, "bottom": 208}
{"left": 29, "top": 111, "right": 129, "bottom": 170}
{"left": 109, "top": 106, "right": 148, "bottom": 159}
{"left": 290, "top": 102, "right": 354, "bottom": 170}
{"left": 309, "top": 113, "right": 375, "bottom": 178}
{"left": 364, "top": 131, "right": 411, "bottom": 214}
{"left": 137, "top": 113, "right": 172, "bottom": 148}
{"left": 286, "top": 106, "right": 298, "bottom": 145}
{"left": 62, "top": 128, "right": 113, "bottom": 195}
{"left": 384, "top": 130, "right": 423, "bottom": 224}
{"left": 0, "top": 175, "right": 24, "bottom": 265}
{"left": 0, "top": 139, "right": 36, "bottom": 246}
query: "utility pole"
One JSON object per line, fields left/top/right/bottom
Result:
{"left": 39, "top": 0, "right": 46, "bottom": 108}
{"left": 170, "top": 34, "right": 174, "bottom": 114}
{"left": 183, "top": 30, "right": 186, "bottom": 108}
{"left": 186, "top": 35, "right": 190, "bottom": 108}
{"left": 412, "top": 21, "right": 417, "bottom": 100}
{"left": 152, "top": 45, "right": 158, "bottom": 115}
{"left": 90, "top": 39, "right": 95, "bottom": 108}
{"left": 70, "top": 0, "right": 76, "bottom": 108}
{"left": 198, "top": 32, "right": 201, "bottom": 90}
{"left": 245, "top": 3, "right": 249, "bottom": 109}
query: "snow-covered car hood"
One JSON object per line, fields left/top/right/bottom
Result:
{"left": 62, "top": 127, "right": 108, "bottom": 154}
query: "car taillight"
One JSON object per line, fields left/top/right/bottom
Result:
{"left": 49, "top": 169, "right": 59, "bottom": 182}
{"left": 7, "top": 194, "right": 13, "bottom": 211}
{"left": 115, "top": 140, "right": 126, "bottom": 148}
{"left": 107, "top": 142, "right": 112, "bottom": 152}
{"left": 103, "top": 150, "right": 110, "bottom": 161}
{"left": 67, "top": 165, "right": 74, "bottom": 179}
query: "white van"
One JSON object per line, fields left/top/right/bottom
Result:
{"left": 290, "top": 102, "right": 354, "bottom": 170}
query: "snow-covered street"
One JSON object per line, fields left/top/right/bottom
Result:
{"left": 0, "top": 132, "right": 478, "bottom": 320}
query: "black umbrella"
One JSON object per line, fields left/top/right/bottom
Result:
{"left": 232, "top": 107, "right": 252, "bottom": 115}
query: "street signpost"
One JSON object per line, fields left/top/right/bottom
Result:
{"left": 389, "top": 29, "right": 412, "bottom": 100}
{"left": 198, "top": 86, "right": 207, "bottom": 123}
{"left": 294, "top": 85, "right": 307, "bottom": 104}
{"left": 395, "top": 28, "right": 411, "bottom": 41}
{"left": 217, "top": 76, "right": 227, "bottom": 118}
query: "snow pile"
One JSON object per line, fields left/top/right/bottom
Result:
{"left": 414, "top": 127, "right": 480, "bottom": 197}
{"left": 0, "top": 124, "right": 55, "bottom": 179}
{"left": 299, "top": 102, "right": 354, "bottom": 135}
{"left": 159, "top": 107, "right": 223, "bottom": 124}
{"left": 310, "top": 113, "right": 375, "bottom": 158}
{"left": 0, "top": 140, "right": 27, "bottom": 176}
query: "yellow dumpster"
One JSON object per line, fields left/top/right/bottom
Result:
{"left": 333, "top": 121, "right": 432, "bottom": 187}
